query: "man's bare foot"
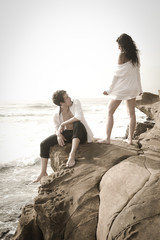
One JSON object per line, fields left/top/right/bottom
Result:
{"left": 97, "top": 139, "right": 110, "bottom": 144}
{"left": 66, "top": 154, "right": 76, "bottom": 168}
{"left": 33, "top": 172, "right": 48, "bottom": 183}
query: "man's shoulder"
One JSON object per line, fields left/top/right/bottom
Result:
{"left": 72, "top": 99, "right": 80, "bottom": 104}
{"left": 53, "top": 107, "right": 60, "bottom": 116}
{"left": 71, "top": 99, "right": 82, "bottom": 108}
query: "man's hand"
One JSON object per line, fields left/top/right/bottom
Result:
{"left": 57, "top": 124, "right": 64, "bottom": 134}
{"left": 103, "top": 91, "right": 108, "bottom": 95}
{"left": 57, "top": 133, "right": 66, "bottom": 146}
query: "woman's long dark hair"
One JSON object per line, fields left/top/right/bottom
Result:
{"left": 116, "top": 33, "right": 140, "bottom": 66}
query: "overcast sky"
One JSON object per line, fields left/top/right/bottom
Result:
{"left": 0, "top": 0, "right": 160, "bottom": 103}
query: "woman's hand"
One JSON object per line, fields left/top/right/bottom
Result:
{"left": 103, "top": 91, "right": 108, "bottom": 95}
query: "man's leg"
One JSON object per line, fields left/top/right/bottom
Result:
{"left": 66, "top": 122, "right": 87, "bottom": 167}
{"left": 34, "top": 158, "right": 48, "bottom": 183}
{"left": 34, "top": 134, "right": 58, "bottom": 182}
{"left": 66, "top": 138, "right": 80, "bottom": 167}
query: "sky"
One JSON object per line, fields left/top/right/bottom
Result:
{"left": 0, "top": 0, "right": 160, "bottom": 103}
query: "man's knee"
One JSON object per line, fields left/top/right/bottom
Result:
{"left": 73, "top": 121, "right": 82, "bottom": 128}
{"left": 73, "top": 121, "right": 87, "bottom": 142}
{"left": 40, "top": 140, "right": 46, "bottom": 149}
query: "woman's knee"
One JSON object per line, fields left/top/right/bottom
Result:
{"left": 107, "top": 100, "right": 121, "bottom": 116}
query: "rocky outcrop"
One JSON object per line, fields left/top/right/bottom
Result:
{"left": 13, "top": 142, "right": 143, "bottom": 240}
{"left": 136, "top": 92, "right": 159, "bottom": 106}
{"left": 136, "top": 92, "right": 159, "bottom": 120}
{"left": 12, "top": 204, "right": 43, "bottom": 240}
{"left": 135, "top": 92, "right": 160, "bottom": 161}
{"left": 137, "top": 102, "right": 160, "bottom": 161}
{"left": 12, "top": 93, "right": 160, "bottom": 240}
{"left": 124, "top": 121, "right": 155, "bottom": 139}
{"left": 97, "top": 94, "right": 160, "bottom": 240}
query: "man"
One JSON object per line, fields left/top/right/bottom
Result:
{"left": 34, "top": 90, "right": 93, "bottom": 182}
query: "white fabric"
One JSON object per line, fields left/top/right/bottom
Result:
{"left": 106, "top": 61, "right": 143, "bottom": 100}
{"left": 53, "top": 99, "right": 93, "bottom": 142}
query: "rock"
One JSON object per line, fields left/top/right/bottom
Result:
{"left": 13, "top": 137, "right": 160, "bottom": 240}
{"left": 136, "top": 101, "right": 159, "bottom": 120}
{"left": 12, "top": 141, "right": 141, "bottom": 240}
{"left": 138, "top": 102, "right": 160, "bottom": 161}
{"left": 136, "top": 92, "right": 159, "bottom": 106}
{"left": 124, "top": 121, "right": 155, "bottom": 139}
{"left": 35, "top": 141, "right": 141, "bottom": 240}
{"left": 96, "top": 98, "right": 160, "bottom": 240}
{"left": 12, "top": 204, "right": 43, "bottom": 240}
{"left": 97, "top": 156, "right": 160, "bottom": 240}
{"left": 136, "top": 92, "right": 159, "bottom": 120}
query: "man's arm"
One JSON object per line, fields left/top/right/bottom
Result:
{"left": 60, "top": 116, "right": 79, "bottom": 128}
{"left": 60, "top": 99, "right": 83, "bottom": 129}
{"left": 53, "top": 112, "right": 66, "bottom": 146}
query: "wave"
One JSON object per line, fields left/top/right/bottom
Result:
{"left": 0, "top": 157, "right": 40, "bottom": 171}
{"left": 0, "top": 103, "right": 55, "bottom": 118}
{"left": 0, "top": 113, "right": 52, "bottom": 118}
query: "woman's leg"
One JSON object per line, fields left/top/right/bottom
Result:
{"left": 99, "top": 99, "right": 121, "bottom": 144}
{"left": 106, "top": 99, "right": 121, "bottom": 143}
{"left": 126, "top": 98, "right": 136, "bottom": 144}
{"left": 34, "top": 134, "right": 58, "bottom": 182}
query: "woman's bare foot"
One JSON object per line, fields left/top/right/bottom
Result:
{"left": 123, "top": 138, "right": 133, "bottom": 145}
{"left": 66, "top": 154, "right": 76, "bottom": 168}
{"left": 97, "top": 139, "right": 110, "bottom": 144}
{"left": 33, "top": 172, "right": 48, "bottom": 183}
{"left": 127, "top": 138, "right": 133, "bottom": 145}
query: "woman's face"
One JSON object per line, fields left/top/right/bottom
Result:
{"left": 118, "top": 44, "right": 122, "bottom": 51}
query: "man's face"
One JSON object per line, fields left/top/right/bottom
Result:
{"left": 62, "top": 93, "right": 72, "bottom": 107}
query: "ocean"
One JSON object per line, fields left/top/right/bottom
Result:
{"left": 0, "top": 98, "right": 146, "bottom": 239}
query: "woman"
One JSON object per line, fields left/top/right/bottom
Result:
{"left": 99, "top": 33, "right": 143, "bottom": 145}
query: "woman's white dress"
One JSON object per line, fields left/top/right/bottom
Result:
{"left": 106, "top": 61, "right": 142, "bottom": 100}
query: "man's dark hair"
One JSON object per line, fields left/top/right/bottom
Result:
{"left": 52, "top": 90, "right": 66, "bottom": 106}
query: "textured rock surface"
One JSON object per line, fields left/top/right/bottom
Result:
{"left": 13, "top": 142, "right": 140, "bottom": 240}
{"left": 124, "top": 121, "right": 155, "bottom": 139}
{"left": 136, "top": 92, "right": 159, "bottom": 120}
{"left": 138, "top": 102, "right": 160, "bottom": 161}
{"left": 12, "top": 204, "right": 43, "bottom": 240}
{"left": 97, "top": 155, "right": 160, "bottom": 240}
{"left": 12, "top": 94, "right": 160, "bottom": 240}
{"left": 136, "top": 92, "right": 159, "bottom": 106}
